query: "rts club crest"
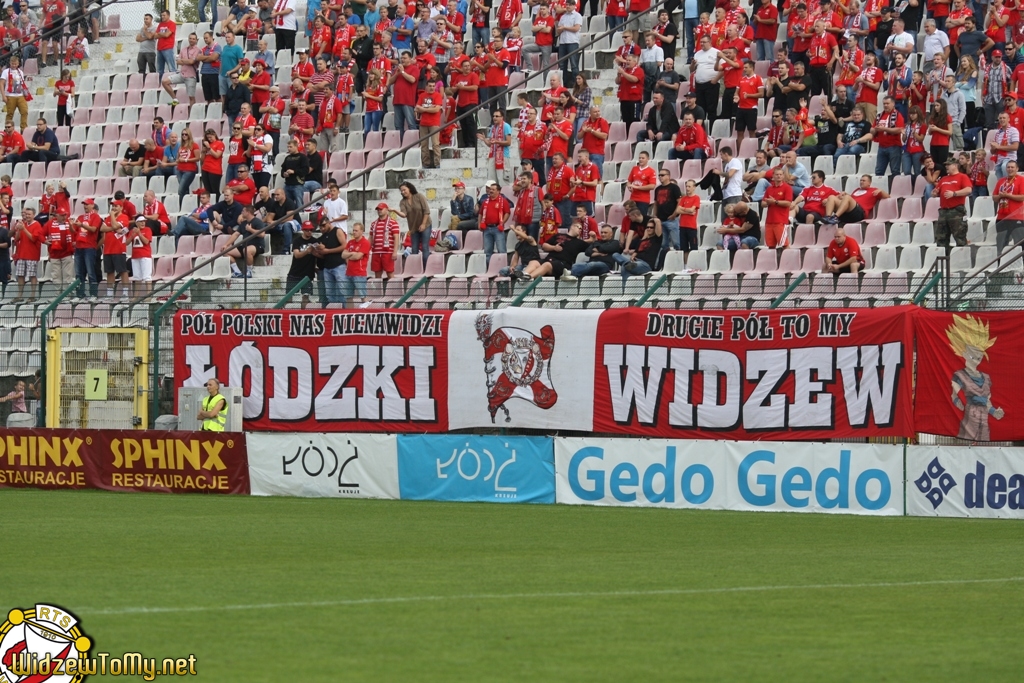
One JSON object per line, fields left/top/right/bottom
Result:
{"left": 0, "top": 605, "right": 91, "bottom": 682}
{"left": 475, "top": 313, "right": 557, "bottom": 422}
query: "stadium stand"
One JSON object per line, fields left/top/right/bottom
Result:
{"left": 0, "top": 0, "right": 1021, "bottom": 335}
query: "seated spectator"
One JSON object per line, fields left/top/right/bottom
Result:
{"left": 224, "top": 204, "right": 265, "bottom": 278}
{"left": 118, "top": 139, "right": 146, "bottom": 177}
{"left": 141, "top": 190, "right": 171, "bottom": 235}
{"left": 716, "top": 201, "right": 761, "bottom": 250}
{"left": 570, "top": 224, "right": 622, "bottom": 278}
{"left": 614, "top": 217, "right": 663, "bottom": 280}
{"left": 172, "top": 190, "right": 214, "bottom": 244}
{"left": 823, "top": 174, "right": 890, "bottom": 224}
{"left": 822, "top": 226, "right": 865, "bottom": 274}
{"left": 65, "top": 25, "right": 90, "bottom": 65}
{"left": 227, "top": 166, "right": 257, "bottom": 205}
{"left": 500, "top": 224, "right": 541, "bottom": 279}
{"left": 1, "top": 120, "right": 26, "bottom": 163}
{"left": 791, "top": 171, "right": 838, "bottom": 224}
{"left": 16, "top": 118, "right": 60, "bottom": 166}
{"left": 150, "top": 131, "right": 180, "bottom": 178}
{"left": 255, "top": 187, "right": 301, "bottom": 253}
{"left": 518, "top": 221, "right": 589, "bottom": 280}
{"left": 207, "top": 187, "right": 243, "bottom": 237}
{"left": 140, "top": 139, "right": 165, "bottom": 177}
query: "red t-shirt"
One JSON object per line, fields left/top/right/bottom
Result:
{"left": 344, "top": 236, "right": 371, "bottom": 276}
{"left": 54, "top": 78, "right": 74, "bottom": 105}
{"left": 546, "top": 118, "right": 573, "bottom": 159}
{"left": 227, "top": 136, "right": 247, "bottom": 165}
{"left": 736, "top": 74, "right": 764, "bottom": 110}
{"left": 627, "top": 164, "right": 657, "bottom": 204}
{"left": 857, "top": 66, "right": 883, "bottom": 104}
{"left": 679, "top": 195, "right": 700, "bottom": 229}
{"left": 996, "top": 175, "right": 1024, "bottom": 220}
{"left": 722, "top": 61, "right": 742, "bottom": 89}
{"left": 533, "top": 15, "right": 555, "bottom": 46}
{"left": 156, "top": 20, "right": 176, "bottom": 52}
{"left": 14, "top": 220, "right": 44, "bottom": 261}
{"left": 754, "top": 3, "right": 779, "bottom": 41}
{"left": 545, "top": 164, "right": 575, "bottom": 201}
{"left": 130, "top": 225, "right": 153, "bottom": 259}
{"left": 936, "top": 173, "right": 971, "bottom": 209}
{"left": 201, "top": 140, "right": 224, "bottom": 174}
{"left": 809, "top": 32, "right": 837, "bottom": 66}
{"left": 484, "top": 48, "right": 511, "bottom": 87}
{"left": 580, "top": 117, "right": 609, "bottom": 156}
{"left": 392, "top": 63, "right": 419, "bottom": 106}
{"left": 617, "top": 65, "right": 644, "bottom": 102}
{"left": 178, "top": 143, "right": 199, "bottom": 173}
{"left": 416, "top": 91, "right": 443, "bottom": 127}
{"left": 930, "top": 115, "right": 952, "bottom": 146}
{"left": 102, "top": 214, "right": 131, "bottom": 254}
{"left": 450, "top": 72, "right": 479, "bottom": 108}
{"left": 1007, "top": 106, "right": 1024, "bottom": 141}
{"left": 249, "top": 70, "right": 273, "bottom": 107}
{"left": 74, "top": 212, "right": 101, "bottom": 249}
{"left": 827, "top": 237, "right": 864, "bottom": 265}
{"left": 850, "top": 187, "right": 883, "bottom": 216}
{"left": 800, "top": 184, "right": 838, "bottom": 215}
{"left": 144, "top": 145, "right": 164, "bottom": 167}
{"left": 227, "top": 177, "right": 256, "bottom": 205}
{"left": 519, "top": 122, "right": 547, "bottom": 159}
{"left": 291, "top": 59, "right": 314, "bottom": 83}
{"left": 764, "top": 183, "right": 794, "bottom": 224}
{"left": 44, "top": 218, "right": 74, "bottom": 259}
{"left": 571, "top": 162, "right": 600, "bottom": 202}
{"left": 872, "top": 110, "right": 904, "bottom": 147}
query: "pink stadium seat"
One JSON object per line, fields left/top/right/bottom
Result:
{"left": 754, "top": 248, "right": 778, "bottom": 272}
{"left": 113, "top": 177, "right": 130, "bottom": 195}
{"left": 457, "top": 231, "right": 483, "bottom": 253}
{"left": 328, "top": 152, "right": 347, "bottom": 171}
{"left": 764, "top": 272, "right": 787, "bottom": 298}
{"left": 26, "top": 180, "right": 43, "bottom": 196}
{"left": 627, "top": 122, "right": 645, "bottom": 142}
{"left": 365, "top": 149, "right": 384, "bottom": 168}
{"left": 730, "top": 249, "right": 754, "bottom": 272}
{"left": 859, "top": 271, "right": 884, "bottom": 297}
{"left": 175, "top": 236, "right": 195, "bottom": 258}
{"left": 862, "top": 221, "right": 887, "bottom": 247}
{"left": 716, "top": 137, "right": 736, "bottom": 155}
{"left": 606, "top": 204, "right": 626, "bottom": 227}
{"left": 923, "top": 198, "right": 940, "bottom": 221}
{"left": 660, "top": 160, "right": 679, "bottom": 179}
{"left": 738, "top": 137, "right": 759, "bottom": 158}
{"left": 93, "top": 92, "right": 109, "bottom": 108}
{"left": 607, "top": 122, "right": 626, "bottom": 144}
{"left": 401, "top": 131, "right": 419, "bottom": 148}
{"left": 94, "top": 178, "right": 112, "bottom": 196}
{"left": 423, "top": 253, "right": 445, "bottom": 276}
{"left": 126, "top": 91, "right": 143, "bottom": 107}
{"left": 399, "top": 255, "right": 424, "bottom": 279}
{"left": 890, "top": 175, "right": 914, "bottom": 198}
{"left": 778, "top": 248, "right": 803, "bottom": 273}
{"left": 482, "top": 253, "right": 507, "bottom": 278}
{"left": 816, "top": 224, "right": 837, "bottom": 247}
{"left": 77, "top": 179, "right": 95, "bottom": 195}
{"left": 192, "top": 235, "right": 214, "bottom": 257}
{"left": 703, "top": 157, "right": 722, "bottom": 175}
{"left": 214, "top": 235, "right": 234, "bottom": 253}
{"left": 154, "top": 257, "right": 175, "bottom": 280}
{"left": 382, "top": 131, "right": 400, "bottom": 149}
{"left": 88, "top": 108, "right": 105, "bottom": 126}
{"left": 90, "top": 304, "right": 111, "bottom": 327}
{"left": 681, "top": 160, "right": 703, "bottom": 180}
{"left": 346, "top": 152, "right": 364, "bottom": 173}
{"left": 110, "top": 92, "right": 125, "bottom": 108}
{"left": 792, "top": 224, "right": 816, "bottom": 248}
{"left": 611, "top": 142, "right": 633, "bottom": 163}
{"left": 801, "top": 248, "right": 825, "bottom": 272}
{"left": 899, "top": 198, "right": 923, "bottom": 221}
{"left": 102, "top": 125, "right": 119, "bottom": 142}
{"left": 128, "top": 73, "right": 144, "bottom": 91}
{"left": 843, "top": 223, "right": 863, "bottom": 244}
{"left": 172, "top": 256, "right": 193, "bottom": 279}
{"left": 874, "top": 198, "right": 899, "bottom": 221}
{"left": 28, "top": 163, "right": 45, "bottom": 179}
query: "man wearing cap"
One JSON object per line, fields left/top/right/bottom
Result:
{"left": 72, "top": 199, "right": 102, "bottom": 298}
{"left": 449, "top": 180, "right": 477, "bottom": 238}
{"left": 369, "top": 203, "right": 401, "bottom": 279}
{"left": 478, "top": 181, "right": 512, "bottom": 267}
{"left": 162, "top": 31, "right": 200, "bottom": 107}
{"left": 286, "top": 221, "right": 319, "bottom": 307}
{"left": 100, "top": 203, "right": 131, "bottom": 300}
{"left": 1005, "top": 93, "right": 1024, "bottom": 141}
{"left": 43, "top": 206, "right": 75, "bottom": 289}
{"left": 933, "top": 158, "right": 972, "bottom": 248}
{"left": 982, "top": 50, "right": 1013, "bottom": 129}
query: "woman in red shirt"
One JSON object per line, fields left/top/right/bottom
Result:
{"left": 176, "top": 128, "right": 200, "bottom": 199}
{"left": 225, "top": 123, "right": 248, "bottom": 184}
{"left": 53, "top": 68, "right": 75, "bottom": 128}
{"left": 927, "top": 100, "right": 954, "bottom": 166}
{"left": 362, "top": 71, "right": 386, "bottom": 135}
{"left": 199, "top": 128, "right": 224, "bottom": 199}
{"left": 901, "top": 105, "right": 927, "bottom": 176}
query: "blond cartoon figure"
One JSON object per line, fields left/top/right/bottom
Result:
{"left": 946, "top": 315, "right": 1004, "bottom": 442}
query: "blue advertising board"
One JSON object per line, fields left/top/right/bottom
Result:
{"left": 397, "top": 435, "right": 555, "bottom": 503}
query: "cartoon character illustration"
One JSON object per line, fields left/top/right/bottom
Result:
{"left": 946, "top": 314, "right": 1004, "bottom": 441}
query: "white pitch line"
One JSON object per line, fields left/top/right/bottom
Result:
{"left": 79, "top": 577, "right": 1024, "bottom": 617}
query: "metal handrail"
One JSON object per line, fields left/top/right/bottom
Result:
{"left": 273, "top": 276, "right": 310, "bottom": 308}
{"left": 635, "top": 273, "right": 667, "bottom": 307}
{"left": 134, "top": 2, "right": 675, "bottom": 305}
{"left": 150, "top": 278, "right": 195, "bottom": 426}
{"left": 947, "top": 236, "right": 1024, "bottom": 304}
{"left": 38, "top": 280, "right": 81, "bottom": 427}
{"left": 770, "top": 272, "right": 806, "bottom": 309}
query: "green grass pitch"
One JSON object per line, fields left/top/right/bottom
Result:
{"left": 2, "top": 489, "right": 1022, "bottom": 681}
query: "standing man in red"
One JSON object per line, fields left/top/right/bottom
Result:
{"left": 578, "top": 105, "right": 609, "bottom": 169}
{"left": 544, "top": 105, "right": 572, "bottom": 179}
{"left": 615, "top": 52, "right": 643, "bottom": 128}
{"left": 808, "top": 19, "right": 838, "bottom": 97}
{"left": 735, "top": 60, "right": 765, "bottom": 146}
{"left": 369, "top": 202, "right": 401, "bottom": 279}
{"left": 101, "top": 203, "right": 131, "bottom": 300}
{"left": 994, "top": 160, "right": 1024, "bottom": 253}
{"left": 545, "top": 152, "right": 575, "bottom": 230}
{"left": 933, "top": 158, "right": 973, "bottom": 248}
{"left": 626, "top": 150, "right": 657, "bottom": 217}
{"left": 341, "top": 222, "right": 371, "bottom": 308}
{"left": 415, "top": 78, "right": 443, "bottom": 169}
{"left": 571, "top": 148, "right": 600, "bottom": 217}
{"left": 72, "top": 198, "right": 101, "bottom": 298}
{"left": 449, "top": 60, "right": 480, "bottom": 148}
{"left": 11, "top": 206, "right": 44, "bottom": 301}
{"left": 517, "top": 107, "right": 547, "bottom": 187}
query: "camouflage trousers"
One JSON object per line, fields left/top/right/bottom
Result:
{"left": 936, "top": 205, "right": 967, "bottom": 247}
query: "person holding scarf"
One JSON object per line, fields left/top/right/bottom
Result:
{"left": 479, "top": 110, "right": 513, "bottom": 186}
{"left": 873, "top": 96, "right": 905, "bottom": 175}
{"left": 885, "top": 52, "right": 912, "bottom": 119}
{"left": 0, "top": 56, "right": 29, "bottom": 130}
{"left": 545, "top": 151, "right": 574, "bottom": 231}
{"left": 517, "top": 107, "right": 548, "bottom": 187}
{"left": 512, "top": 172, "right": 543, "bottom": 241}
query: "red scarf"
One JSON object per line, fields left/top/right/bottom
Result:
{"left": 274, "top": 0, "right": 289, "bottom": 27}
{"left": 514, "top": 184, "right": 536, "bottom": 225}
{"left": 489, "top": 124, "right": 506, "bottom": 169}
{"left": 547, "top": 163, "right": 568, "bottom": 199}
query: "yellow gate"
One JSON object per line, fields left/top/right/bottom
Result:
{"left": 46, "top": 328, "right": 149, "bottom": 429}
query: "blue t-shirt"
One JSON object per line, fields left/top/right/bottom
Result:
{"left": 391, "top": 16, "right": 414, "bottom": 50}
{"left": 363, "top": 8, "right": 380, "bottom": 32}
{"left": 220, "top": 43, "right": 244, "bottom": 76}
{"left": 33, "top": 128, "right": 59, "bottom": 156}
{"left": 684, "top": 0, "right": 698, "bottom": 18}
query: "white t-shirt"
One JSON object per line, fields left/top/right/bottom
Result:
{"left": 1, "top": 68, "right": 26, "bottom": 96}
{"left": 722, "top": 158, "right": 744, "bottom": 199}
{"left": 272, "top": 0, "right": 297, "bottom": 32}
{"left": 323, "top": 196, "right": 349, "bottom": 231}
{"left": 640, "top": 45, "right": 664, "bottom": 65}
{"left": 693, "top": 49, "right": 718, "bottom": 84}
{"left": 885, "top": 31, "right": 915, "bottom": 54}
{"left": 557, "top": 12, "right": 582, "bottom": 45}
{"left": 922, "top": 30, "right": 949, "bottom": 61}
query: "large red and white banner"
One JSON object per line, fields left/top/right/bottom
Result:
{"left": 914, "top": 310, "right": 1024, "bottom": 441}
{"left": 592, "top": 307, "right": 915, "bottom": 440}
{"left": 174, "top": 307, "right": 916, "bottom": 439}
{"left": 174, "top": 310, "right": 450, "bottom": 432}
